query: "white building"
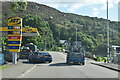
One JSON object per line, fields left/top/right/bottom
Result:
{"left": 111, "top": 45, "right": 120, "bottom": 63}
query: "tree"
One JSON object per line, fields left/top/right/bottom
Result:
{"left": 11, "top": 0, "right": 27, "bottom": 12}
{"left": 93, "top": 44, "right": 107, "bottom": 56}
{"left": 70, "top": 32, "right": 97, "bottom": 52}
{"left": 22, "top": 14, "right": 56, "bottom": 50}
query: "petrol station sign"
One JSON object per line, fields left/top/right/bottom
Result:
{"left": 8, "top": 17, "right": 22, "bottom": 52}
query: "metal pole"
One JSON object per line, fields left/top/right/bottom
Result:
{"left": 76, "top": 27, "right": 77, "bottom": 45}
{"left": 75, "top": 27, "right": 78, "bottom": 52}
{"left": 44, "top": 31, "right": 46, "bottom": 50}
{"left": 59, "top": 30, "right": 60, "bottom": 40}
{"left": 45, "top": 39, "right": 46, "bottom": 50}
{"left": 12, "top": 52, "right": 17, "bottom": 64}
{"left": 107, "top": 0, "right": 110, "bottom": 62}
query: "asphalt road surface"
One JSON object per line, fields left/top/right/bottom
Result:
{"left": 22, "top": 52, "right": 118, "bottom": 78}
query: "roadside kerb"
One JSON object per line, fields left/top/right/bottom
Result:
{"left": 91, "top": 62, "right": 120, "bottom": 72}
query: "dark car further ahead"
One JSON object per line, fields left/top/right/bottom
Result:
{"left": 18, "top": 49, "right": 31, "bottom": 59}
{"left": 66, "top": 52, "right": 85, "bottom": 65}
{"left": 28, "top": 52, "right": 52, "bottom": 63}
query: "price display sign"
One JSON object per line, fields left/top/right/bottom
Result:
{"left": 8, "top": 17, "right": 22, "bottom": 52}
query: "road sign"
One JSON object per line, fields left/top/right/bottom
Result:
{"left": 8, "top": 17, "right": 22, "bottom": 26}
{"left": 8, "top": 17, "right": 22, "bottom": 52}
{"left": 0, "top": 27, "right": 39, "bottom": 36}
{"left": 22, "top": 28, "right": 40, "bottom": 36}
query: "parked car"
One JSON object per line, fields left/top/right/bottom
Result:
{"left": 28, "top": 52, "right": 52, "bottom": 63}
{"left": 18, "top": 47, "right": 31, "bottom": 59}
{"left": 3, "top": 50, "right": 19, "bottom": 62}
{"left": 66, "top": 52, "right": 85, "bottom": 65}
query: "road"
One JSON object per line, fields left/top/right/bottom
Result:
{"left": 22, "top": 52, "right": 118, "bottom": 78}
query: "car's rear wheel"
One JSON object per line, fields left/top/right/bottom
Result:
{"left": 66, "top": 61, "right": 69, "bottom": 64}
{"left": 82, "top": 62, "right": 85, "bottom": 65}
{"left": 29, "top": 59, "right": 33, "bottom": 63}
{"left": 49, "top": 61, "right": 52, "bottom": 63}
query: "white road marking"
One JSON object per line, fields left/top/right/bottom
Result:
{"left": 17, "top": 64, "right": 37, "bottom": 78}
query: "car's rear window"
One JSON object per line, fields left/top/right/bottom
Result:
{"left": 39, "top": 52, "right": 49, "bottom": 55}
{"left": 69, "top": 53, "right": 84, "bottom": 56}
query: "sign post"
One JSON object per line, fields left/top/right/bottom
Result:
{"left": 8, "top": 17, "right": 22, "bottom": 64}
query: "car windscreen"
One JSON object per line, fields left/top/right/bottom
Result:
{"left": 26, "top": 45, "right": 35, "bottom": 51}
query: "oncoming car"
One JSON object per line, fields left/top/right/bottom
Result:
{"left": 28, "top": 52, "right": 52, "bottom": 63}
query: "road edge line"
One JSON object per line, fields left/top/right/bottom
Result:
{"left": 91, "top": 62, "right": 120, "bottom": 72}
{"left": 17, "top": 64, "right": 37, "bottom": 78}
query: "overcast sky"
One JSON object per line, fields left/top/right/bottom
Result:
{"left": 1, "top": 0, "right": 120, "bottom": 21}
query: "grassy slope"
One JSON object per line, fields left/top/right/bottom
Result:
{"left": 0, "top": 65, "right": 10, "bottom": 70}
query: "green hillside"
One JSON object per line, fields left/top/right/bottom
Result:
{"left": 2, "top": 2, "right": 119, "bottom": 56}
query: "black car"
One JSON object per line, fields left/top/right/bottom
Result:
{"left": 28, "top": 52, "right": 52, "bottom": 63}
{"left": 18, "top": 49, "right": 31, "bottom": 59}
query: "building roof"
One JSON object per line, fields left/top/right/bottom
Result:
{"left": 60, "top": 40, "right": 67, "bottom": 44}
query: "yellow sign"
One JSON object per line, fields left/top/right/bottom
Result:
{"left": 0, "top": 27, "right": 8, "bottom": 31}
{"left": 8, "top": 44, "right": 21, "bottom": 46}
{"left": 8, "top": 17, "right": 22, "bottom": 52}
{"left": 0, "top": 27, "right": 38, "bottom": 33}
{"left": 22, "top": 28, "right": 38, "bottom": 33}
{"left": 0, "top": 27, "right": 39, "bottom": 36}
{"left": 8, "top": 17, "right": 22, "bottom": 26}
{"left": 9, "top": 49, "right": 20, "bottom": 52}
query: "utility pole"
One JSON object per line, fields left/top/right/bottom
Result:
{"left": 59, "top": 30, "right": 60, "bottom": 40}
{"left": 75, "top": 27, "right": 78, "bottom": 52}
{"left": 45, "top": 39, "right": 46, "bottom": 50}
{"left": 107, "top": 0, "right": 110, "bottom": 62}
{"left": 76, "top": 27, "right": 77, "bottom": 46}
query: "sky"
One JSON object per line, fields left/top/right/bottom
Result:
{"left": 1, "top": 0, "right": 120, "bottom": 21}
